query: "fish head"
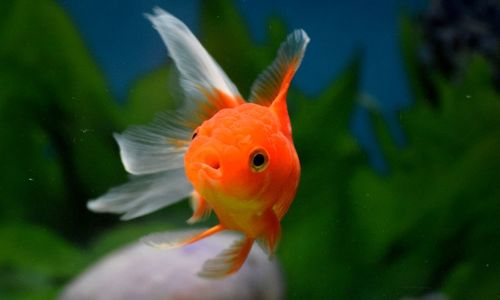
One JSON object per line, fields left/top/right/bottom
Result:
{"left": 184, "top": 103, "right": 300, "bottom": 211}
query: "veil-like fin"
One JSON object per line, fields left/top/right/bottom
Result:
{"left": 114, "top": 111, "right": 191, "bottom": 175}
{"left": 87, "top": 169, "right": 192, "bottom": 220}
{"left": 145, "top": 8, "right": 244, "bottom": 114}
{"left": 88, "top": 8, "right": 247, "bottom": 219}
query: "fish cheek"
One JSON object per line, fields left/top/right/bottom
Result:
{"left": 267, "top": 136, "right": 297, "bottom": 185}
{"left": 220, "top": 151, "right": 252, "bottom": 195}
{"left": 217, "top": 149, "right": 260, "bottom": 200}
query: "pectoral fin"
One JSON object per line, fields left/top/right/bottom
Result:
{"left": 198, "top": 237, "right": 254, "bottom": 278}
{"left": 142, "top": 224, "right": 224, "bottom": 249}
{"left": 257, "top": 211, "right": 281, "bottom": 257}
{"left": 187, "top": 191, "right": 212, "bottom": 224}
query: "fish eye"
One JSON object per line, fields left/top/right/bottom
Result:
{"left": 249, "top": 149, "right": 268, "bottom": 172}
{"left": 192, "top": 129, "right": 198, "bottom": 140}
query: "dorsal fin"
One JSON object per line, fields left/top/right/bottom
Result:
{"left": 146, "top": 8, "right": 244, "bottom": 122}
{"left": 249, "top": 29, "right": 310, "bottom": 107}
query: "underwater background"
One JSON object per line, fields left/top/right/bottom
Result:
{"left": 1, "top": 0, "right": 499, "bottom": 299}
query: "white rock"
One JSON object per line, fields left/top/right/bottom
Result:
{"left": 59, "top": 232, "right": 284, "bottom": 300}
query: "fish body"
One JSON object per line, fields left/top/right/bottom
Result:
{"left": 88, "top": 8, "right": 309, "bottom": 278}
{"left": 186, "top": 101, "right": 300, "bottom": 238}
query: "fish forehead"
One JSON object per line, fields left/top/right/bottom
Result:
{"left": 202, "top": 103, "right": 279, "bottom": 142}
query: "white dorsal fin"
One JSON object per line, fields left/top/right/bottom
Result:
{"left": 87, "top": 169, "right": 192, "bottom": 220}
{"left": 249, "top": 29, "right": 310, "bottom": 106}
{"left": 145, "top": 8, "right": 242, "bottom": 106}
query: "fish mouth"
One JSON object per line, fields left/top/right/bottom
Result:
{"left": 190, "top": 162, "right": 221, "bottom": 193}
{"left": 196, "top": 162, "right": 222, "bottom": 180}
{"left": 187, "top": 148, "right": 223, "bottom": 188}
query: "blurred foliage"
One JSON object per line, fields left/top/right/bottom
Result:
{"left": 0, "top": 0, "right": 499, "bottom": 299}
{"left": 0, "top": 224, "right": 84, "bottom": 300}
{"left": 0, "top": 0, "right": 123, "bottom": 238}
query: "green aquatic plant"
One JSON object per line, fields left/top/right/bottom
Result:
{"left": 349, "top": 17, "right": 500, "bottom": 299}
{"left": 277, "top": 14, "right": 500, "bottom": 300}
{"left": 1, "top": 0, "right": 499, "bottom": 299}
{"left": 0, "top": 0, "right": 123, "bottom": 237}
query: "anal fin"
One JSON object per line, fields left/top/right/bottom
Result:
{"left": 198, "top": 237, "right": 254, "bottom": 278}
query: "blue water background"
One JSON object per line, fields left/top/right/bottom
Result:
{"left": 57, "top": 0, "right": 425, "bottom": 172}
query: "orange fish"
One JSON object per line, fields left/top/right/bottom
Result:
{"left": 88, "top": 8, "right": 309, "bottom": 278}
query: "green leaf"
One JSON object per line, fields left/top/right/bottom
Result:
{"left": 0, "top": 224, "right": 84, "bottom": 278}
{"left": 0, "top": 0, "right": 123, "bottom": 237}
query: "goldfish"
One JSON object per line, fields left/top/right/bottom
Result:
{"left": 88, "top": 8, "right": 309, "bottom": 278}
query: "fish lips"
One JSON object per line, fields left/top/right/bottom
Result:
{"left": 188, "top": 162, "right": 223, "bottom": 189}
{"left": 186, "top": 144, "right": 224, "bottom": 191}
